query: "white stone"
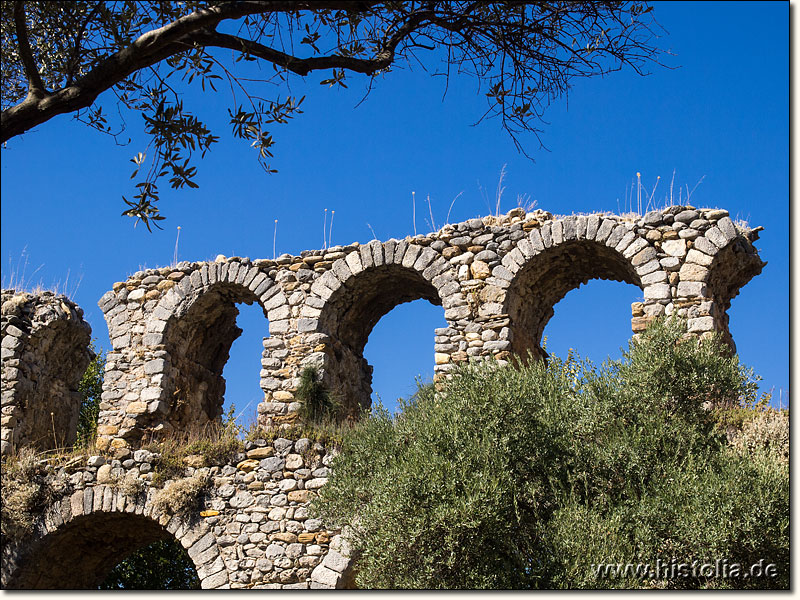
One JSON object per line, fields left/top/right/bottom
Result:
{"left": 322, "top": 549, "right": 350, "bottom": 573}
{"left": 677, "top": 281, "right": 707, "bottom": 298}
{"left": 643, "top": 283, "right": 671, "bottom": 300}
{"left": 127, "top": 288, "right": 146, "bottom": 302}
{"left": 661, "top": 239, "right": 687, "bottom": 257}
{"left": 686, "top": 248, "right": 714, "bottom": 266}
{"left": 96, "top": 464, "right": 113, "bottom": 484}
{"left": 344, "top": 251, "right": 363, "bottom": 275}
{"left": 640, "top": 270, "right": 667, "bottom": 285}
{"left": 687, "top": 316, "right": 715, "bottom": 333}
{"left": 229, "top": 491, "right": 255, "bottom": 508}
{"left": 311, "top": 565, "right": 340, "bottom": 588}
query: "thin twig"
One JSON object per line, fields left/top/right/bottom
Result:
{"left": 426, "top": 194, "right": 437, "bottom": 232}
{"left": 646, "top": 175, "right": 660, "bottom": 213}
{"left": 686, "top": 175, "right": 705, "bottom": 203}
{"left": 636, "top": 172, "right": 642, "bottom": 215}
{"left": 669, "top": 168, "right": 676, "bottom": 207}
{"left": 173, "top": 225, "right": 181, "bottom": 266}
{"left": 51, "top": 412, "right": 58, "bottom": 450}
{"left": 495, "top": 164, "right": 507, "bottom": 216}
{"left": 446, "top": 191, "right": 463, "bottom": 224}
{"left": 412, "top": 191, "right": 417, "bottom": 236}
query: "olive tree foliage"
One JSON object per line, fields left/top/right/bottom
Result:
{"left": 99, "top": 539, "right": 201, "bottom": 589}
{"left": 1, "top": 1, "right": 661, "bottom": 229}
{"left": 313, "top": 319, "right": 788, "bottom": 589}
{"left": 76, "top": 341, "right": 106, "bottom": 448}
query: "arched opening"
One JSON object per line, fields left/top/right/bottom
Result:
{"left": 220, "top": 301, "right": 271, "bottom": 430}
{"left": 5, "top": 513, "right": 200, "bottom": 589}
{"left": 162, "top": 281, "right": 269, "bottom": 434}
{"left": 541, "top": 279, "right": 642, "bottom": 364}
{"left": 317, "top": 264, "right": 444, "bottom": 419}
{"left": 364, "top": 299, "right": 447, "bottom": 414}
{"left": 505, "top": 240, "right": 641, "bottom": 361}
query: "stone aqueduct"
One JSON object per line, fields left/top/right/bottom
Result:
{"left": 1, "top": 205, "right": 764, "bottom": 588}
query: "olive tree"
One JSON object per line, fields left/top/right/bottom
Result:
{"left": 313, "top": 319, "right": 788, "bottom": 589}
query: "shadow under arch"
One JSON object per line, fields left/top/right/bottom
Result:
{"left": 3, "top": 507, "right": 216, "bottom": 589}
{"left": 316, "top": 262, "right": 448, "bottom": 419}
{"left": 504, "top": 239, "right": 642, "bottom": 361}
{"left": 158, "top": 279, "right": 271, "bottom": 433}
{"left": 705, "top": 236, "right": 766, "bottom": 354}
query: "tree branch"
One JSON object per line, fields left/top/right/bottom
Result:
{"left": 13, "top": 0, "right": 46, "bottom": 99}
{"left": 193, "top": 4, "right": 435, "bottom": 76}
{"left": 193, "top": 30, "right": 386, "bottom": 76}
{"left": 1, "top": 1, "right": 383, "bottom": 142}
{"left": 66, "top": 3, "right": 104, "bottom": 87}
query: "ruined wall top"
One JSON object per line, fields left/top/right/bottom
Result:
{"left": 102, "top": 206, "right": 764, "bottom": 285}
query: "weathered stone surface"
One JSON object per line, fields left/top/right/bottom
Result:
{"left": 247, "top": 447, "right": 274, "bottom": 459}
{"left": 284, "top": 454, "right": 303, "bottom": 470}
{"left": 260, "top": 457, "right": 286, "bottom": 472}
{"left": 288, "top": 490, "right": 314, "bottom": 503}
{"left": 470, "top": 260, "right": 491, "bottom": 279}
{"left": 678, "top": 263, "right": 709, "bottom": 282}
{"left": 692, "top": 236, "right": 717, "bottom": 256}
{"left": 704, "top": 226, "right": 729, "bottom": 248}
{"left": 1, "top": 291, "right": 92, "bottom": 455}
{"left": 686, "top": 249, "right": 714, "bottom": 267}
{"left": 687, "top": 316, "right": 715, "bottom": 333}
{"left": 662, "top": 239, "right": 687, "bottom": 258}
{"left": 236, "top": 459, "right": 260, "bottom": 472}
{"left": 311, "top": 565, "right": 340, "bottom": 588}
{"left": 322, "top": 550, "right": 350, "bottom": 573}
{"left": 676, "top": 281, "right": 708, "bottom": 297}
{"left": 644, "top": 284, "right": 671, "bottom": 300}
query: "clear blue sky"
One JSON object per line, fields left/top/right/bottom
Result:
{"left": 1, "top": 2, "right": 788, "bottom": 422}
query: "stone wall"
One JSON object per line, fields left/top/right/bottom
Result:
{"left": 1, "top": 437, "right": 353, "bottom": 589}
{"left": 91, "top": 205, "right": 764, "bottom": 451}
{"left": 1, "top": 290, "right": 93, "bottom": 455}
{"left": 0, "top": 204, "right": 766, "bottom": 589}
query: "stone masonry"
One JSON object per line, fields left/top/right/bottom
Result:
{"left": 91, "top": 205, "right": 764, "bottom": 451}
{"left": 1, "top": 290, "right": 93, "bottom": 455}
{"left": 0, "top": 205, "right": 765, "bottom": 588}
{"left": 1, "top": 438, "right": 353, "bottom": 589}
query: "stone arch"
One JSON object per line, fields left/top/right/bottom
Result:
{"left": 498, "top": 216, "right": 660, "bottom": 360}
{"left": 134, "top": 260, "right": 287, "bottom": 438}
{"left": 0, "top": 291, "right": 93, "bottom": 455}
{"left": 1, "top": 485, "right": 227, "bottom": 589}
{"left": 307, "top": 240, "right": 460, "bottom": 418}
{"left": 676, "top": 217, "right": 765, "bottom": 352}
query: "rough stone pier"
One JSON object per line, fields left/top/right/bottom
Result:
{"left": 1, "top": 290, "right": 93, "bottom": 455}
{"left": 1, "top": 205, "right": 764, "bottom": 588}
